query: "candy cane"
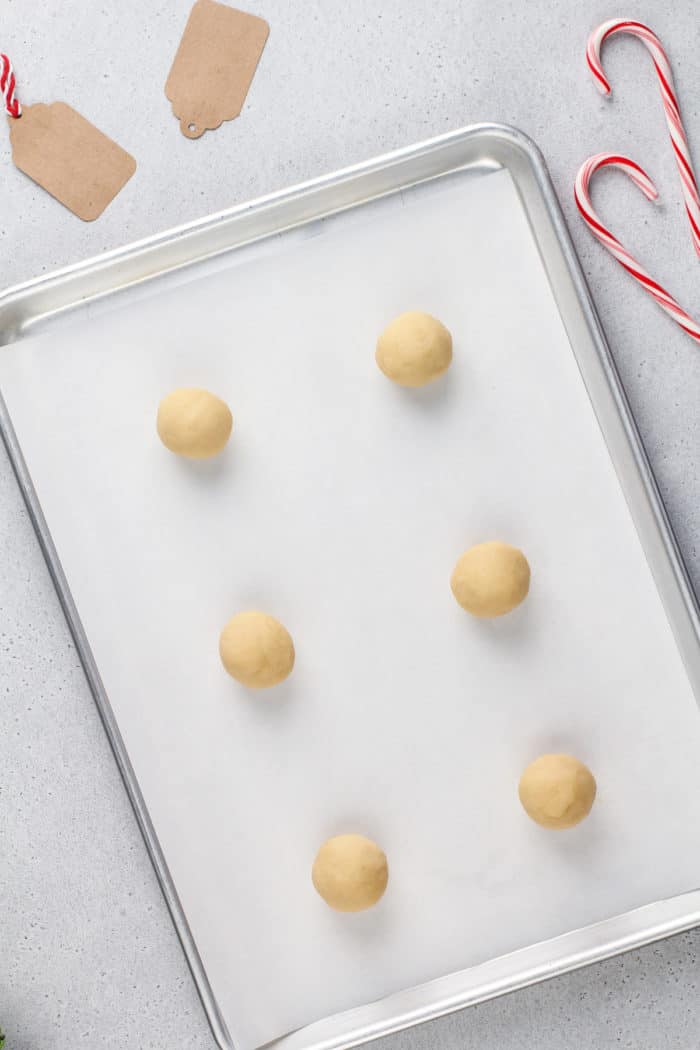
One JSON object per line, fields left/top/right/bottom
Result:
{"left": 587, "top": 19, "right": 700, "bottom": 257}
{"left": 575, "top": 153, "right": 700, "bottom": 343}
{"left": 0, "top": 53, "right": 21, "bottom": 118}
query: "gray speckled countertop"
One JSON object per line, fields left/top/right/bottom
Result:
{"left": 1, "top": 1, "right": 699, "bottom": 1047}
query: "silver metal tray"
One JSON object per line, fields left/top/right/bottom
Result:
{"left": 2, "top": 124, "right": 700, "bottom": 1050}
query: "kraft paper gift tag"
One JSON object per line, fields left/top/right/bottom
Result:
{"left": 165, "top": 0, "right": 269, "bottom": 139}
{"left": 9, "top": 102, "right": 136, "bottom": 222}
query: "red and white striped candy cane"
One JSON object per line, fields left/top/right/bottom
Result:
{"left": 575, "top": 153, "right": 700, "bottom": 343}
{"left": 1, "top": 53, "right": 21, "bottom": 118}
{"left": 587, "top": 19, "right": 700, "bottom": 257}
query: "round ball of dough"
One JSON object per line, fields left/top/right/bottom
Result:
{"left": 219, "top": 611, "right": 295, "bottom": 689}
{"left": 519, "top": 754, "right": 596, "bottom": 829}
{"left": 450, "top": 541, "right": 530, "bottom": 618}
{"left": 312, "top": 834, "right": 389, "bottom": 912}
{"left": 375, "top": 311, "right": 452, "bottom": 387}
{"left": 157, "top": 387, "right": 233, "bottom": 459}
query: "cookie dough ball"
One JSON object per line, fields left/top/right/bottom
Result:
{"left": 375, "top": 311, "right": 452, "bottom": 387}
{"left": 519, "top": 754, "right": 596, "bottom": 829}
{"left": 157, "top": 387, "right": 233, "bottom": 459}
{"left": 312, "top": 834, "right": 389, "bottom": 912}
{"left": 219, "top": 611, "right": 295, "bottom": 688}
{"left": 451, "top": 541, "right": 530, "bottom": 618}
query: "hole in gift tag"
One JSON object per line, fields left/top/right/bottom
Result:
{"left": 180, "top": 116, "right": 205, "bottom": 139}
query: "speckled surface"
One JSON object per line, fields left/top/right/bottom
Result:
{"left": 1, "top": 1, "right": 699, "bottom": 1048}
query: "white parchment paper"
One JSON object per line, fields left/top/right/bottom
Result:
{"left": 2, "top": 168, "right": 700, "bottom": 1049}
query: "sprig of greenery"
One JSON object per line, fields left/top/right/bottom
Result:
{"left": 0, "top": 1026, "right": 5, "bottom": 1047}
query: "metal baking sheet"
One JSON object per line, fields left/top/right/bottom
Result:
{"left": 1, "top": 124, "right": 700, "bottom": 1050}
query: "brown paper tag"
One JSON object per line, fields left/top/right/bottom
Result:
{"left": 9, "top": 102, "right": 136, "bottom": 222}
{"left": 165, "top": 0, "right": 269, "bottom": 139}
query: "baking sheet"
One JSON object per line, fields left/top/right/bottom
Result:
{"left": 2, "top": 165, "right": 700, "bottom": 1050}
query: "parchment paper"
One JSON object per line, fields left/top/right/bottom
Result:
{"left": 2, "top": 167, "right": 700, "bottom": 1049}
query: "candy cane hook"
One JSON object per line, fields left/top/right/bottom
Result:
{"left": 587, "top": 19, "right": 700, "bottom": 257}
{"left": 0, "top": 53, "right": 21, "bottom": 118}
{"left": 575, "top": 153, "right": 700, "bottom": 343}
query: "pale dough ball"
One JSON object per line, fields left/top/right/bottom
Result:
{"left": 312, "top": 834, "right": 389, "bottom": 912}
{"left": 157, "top": 387, "right": 233, "bottom": 459}
{"left": 451, "top": 541, "right": 530, "bottom": 618}
{"left": 219, "top": 611, "right": 295, "bottom": 688}
{"left": 519, "top": 754, "right": 596, "bottom": 829}
{"left": 375, "top": 311, "right": 452, "bottom": 387}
